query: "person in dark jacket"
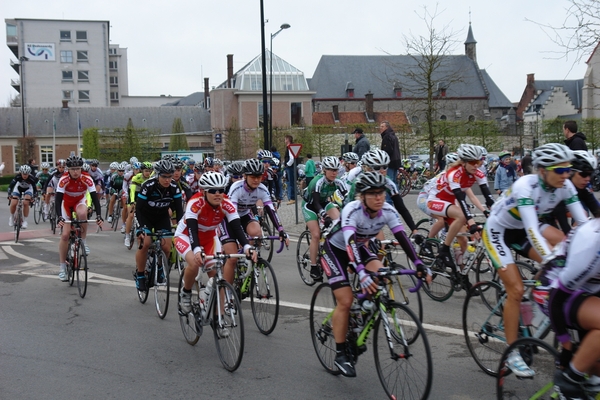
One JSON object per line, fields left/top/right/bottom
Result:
{"left": 563, "top": 120, "right": 588, "bottom": 151}
{"left": 520, "top": 153, "right": 533, "bottom": 175}
{"left": 352, "top": 128, "right": 370, "bottom": 159}
{"left": 379, "top": 121, "right": 401, "bottom": 184}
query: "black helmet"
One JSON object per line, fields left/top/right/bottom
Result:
{"left": 154, "top": 159, "right": 174, "bottom": 175}
{"left": 66, "top": 155, "right": 84, "bottom": 168}
{"left": 227, "top": 161, "right": 245, "bottom": 176}
{"left": 244, "top": 158, "right": 264, "bottom": 175}
{"left": 355, "top": 171, "right": 387, "bottom": 193}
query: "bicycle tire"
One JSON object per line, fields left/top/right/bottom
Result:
{"left": 33, "top": 199, "right": 41, "bottom": 224}
{"left": 212, "top": 280, "right": 245, "bottom": 372}
{"left": 112, "top": 202, "right": 121, "bottom": 231}
{"left": 373, "top": 301, "right": 432, "bottom": 400}
{"left": 496, "top": 337, "right": 560, "bottom": 400}
{"left": 76, "top": 240, "right": 88, "bottom": 298}
{"left": 154, "top": 250, "right": 169, "bottom": 319}
{"left": 296, "top": 230, "right": 316, "bottom": 286}
{"left": 136, "top": 265, "right": 150, "bottom": 304}
{"left": 14, "top": 212, "right": 20, "bottom": 243}
{"left": 462, "top": 280, "right": 506, "bottom": 376}
{"left": 126, "top": 220, "right": 136, "bottom": 251}
{"left": 396, "top": 170, "right": 412, "bottom": 197}
{"left": 309, "top": 282, "right": 341, "bottom": 375}
{"left": 177, "top": 268, "right": 200, "bottom": 345}
{"left": 50, "top": 205, "right": 57, "bottom": 234}
{"left": 250, "top": 259, "right": 279, "bottom": 335}
{"left": 259, "top": 219, "right": 274, "bottom": 263}
{"left": 422, "top": 256, "right": 454, "bottom": 302}
{"left": 67, "top": 240, "right": 75, "bottom": 286}
{"left": 413, "top": 218, "right": 431, "bottom": 236}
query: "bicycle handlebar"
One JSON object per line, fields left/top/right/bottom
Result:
{"left": 249, "top": 236, "right": 287, "bottom": 253}
{"left": 203, "top": 252, "right": 252, "bottom": 261}
{"left": 375, "top": 267, "right": 423, "bottom": 293}
{"left": 63, "top": 219, "right": 99, "bottom": 224}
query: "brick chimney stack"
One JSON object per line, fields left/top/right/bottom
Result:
{"left": 365, "top": 92, "right": 374, "bottom": 121}
{"left": 204, "top": 77, "right": 210, "bottom": 109}
{"left": 227, "top": 54, "right": 234, "bottom": 88}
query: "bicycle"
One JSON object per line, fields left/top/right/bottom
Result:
{"left": 33, "top": 194, "right": 44, "bottom": 224}
{"left": 178, "top": 252, "right": 247, "bottom": 372}
{"left": 254, "top": 205, "right": 274, "bottom": 262}
{"left": 47, "top": 194, "right": 57, "bottom": 234}
{"left": 134, "top": 229, "right": 172, "bottom": 319}
{"left": 310, "top": 268, "right": 432, "bottom": 400}
{"left": 396, "top": 168, "right": 412, "bottom": 197}
{"left": 296, "top": 218, "right": 338, "bottom": 286}
{"left": 111, "top": 196, "right": 123, "bottom": 232}
{"left": 125, "top": 209, "right": 139, "bottom": 251}
{"left": 11, "top": 196, "right": 26, "bottom": 243}
{"left": 234, "top": 237, "right": 285, "bottom": 335}
{"left": 64, "top": 219, "right": 97, "bottom": 298}
{"left": 462, "top": 273, "right": 552, "bottom": 377}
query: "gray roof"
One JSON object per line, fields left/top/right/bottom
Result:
{"left": 533, "top": 79, "right": 583, "bottom": 110}
{"left": 309, "top": 54, "right": 509, "bottom": 103}
{"left": 480, "top": 69, "right": 513, "bottom": 108}
{"left": 162, "top": 92, "right": 205, "bottom": 107}
{"left": 0, "top": 106, "right": 212, "bottom": 137}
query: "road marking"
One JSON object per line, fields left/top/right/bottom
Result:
{"left": 2, "top": 245, "right": 45, "bottom": 265}
{"left": 0, "top": 247, "right": 7, "bottom": 260}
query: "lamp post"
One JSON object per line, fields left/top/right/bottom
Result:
{"left": 269, "top": 23, "right": 291, "bottom": 148}
{"left": 19, "top": 56, "right": 29, "bottom": 138}
{"left": 259, "top": 0, "right": 269, "bottom": 150}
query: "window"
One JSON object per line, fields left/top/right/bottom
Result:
{"left": 109, "top": 76, "right": 119, "bottom": 86}
{"left": 78, "top": 90, "right": 90, "bottom": 102}
{"left": 77, "top": 51, "right": 88, "bottom": 62}
{"left": 77, "top": 71, "right": 89, "bottom": 82}
{"left": 291, "top": 102, "right": 302, "bottom": 126}
{"left": 440, "top": 115, "right": 447, "bottom": 121}
{"left": 109, "top": 48, "right": 117, "bottom": 55}
{"left": 110, "top": 92, "right": 119, "bottom": 100}
{"left": 60, "top": 50, "right": 73, "bottom": 63}
{"left": 411, "top": 116, "right": 420, "bottom": 124}
{"left": 62, "top": 90, "right": 73, "bottom": 100}
{"left": 40, "top": 145, "right": 53, "bottom": 164}
{"left": 60, "top": 30, "right": 71, "bottom": 41}
{"left": 76, "top": 31, "right": 87, "bottom": 41}
{"left": 468, "top": 115, "right": 476, "bottom": 122}
{"left": 109, "top": 61, "right": 118, "bottom": 70}
{"left": 62, "top": 70, "right": 73, "bottom": 81}
{"left": 6, "top": 24, "right": 17, "bottom": 37}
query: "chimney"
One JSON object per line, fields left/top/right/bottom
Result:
{"left": 365, "top": 92, "right": 374, "bottom": 121}
{"left": 332, "top": 105, "right": 339, "bottom": 122}
{"left": 527, "top": 73, "right": 535, "bottom": 87}
{"left": 62, "top": 100, "right": 69, "bottom": 109}
{"left": 204, "top": 77, "right": 210, "bottom": 109}
{"left": 227, "top": 54, "right": 234, "bottom": 88}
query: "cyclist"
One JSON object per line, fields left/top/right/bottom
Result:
{"left": 483, "top": 143, "right": 588, "bottom": 377}
{"left": 44, "top": 159, "right": 67, "bottom": 215}
{"left": 106, "top": 162, "right": 126, "bottom": 226}
{"left": 55, "top": 155, "right": 103, "bottom": 280}
{"left": 176, "top": 172, "right": 257, "bottom": 318}
{"left": 260, "top": 151, "right": 281, "bottom": 204}
{"left": 8, "top": 165, "right": 38, "bottom": 228}
{"left": 185, "top": 163, "right": 203, "bottom": 193}
{"left": 302, "top": 156, "right": 349, "bottom": 281}
{"left": 134, "top": 159, "right": 184, "bottom": 292}
{"left": 35, "top": 162, "right": 52, "bottom": 217}
{"left": 427, "top": 144, "right": 495, "bottom": 270}
{"left": 124, "top": 162, "right": 153, "bottom": 248}
{"left": 534, "top": 219, "right": 600, "bottom": 399}
{"left": 340, "top": 152, "right": 359, "bottom": 183}
{"left": 203, "top": 157, "right": 215, "bottom": 173}
{"left": 225, "top": 161, "right": 245, "bottom": 193}
{"left": 88, "top": 159, "right": 105, "bottom": 200}
{"left": 172, "top": 157, "right": 193, "bottom": 201}
{"left": 320, "top": 172, "right": 428, "bottom": 377}
{"left": 213, "top": 158, "right": 224, "bottom": 174}
{"left": 220, "top": 159, "right": 289, "bottom": 284}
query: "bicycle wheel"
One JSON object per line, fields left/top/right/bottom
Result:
{"left": 413, "top": 218, "right": 431, "bottom": 237}
{"left": 14, "top": 212, "right": 21, "bottom": 243}
{"left": 126, "top": 222, "right": 136, "bottom": 251}
{"left": 67, "top": 242, "right": 75, "bottom": 286}
{"left": 76, "top": 240, "right": 88, "bottom": 298}
{"left": 475, "top": 252, "right": 497, "bottom": 284}
{"left": 309, "top": 283, "right": 341, "bottom": 375}
{"left": 396, "top": 170, "right": 412, "bottom": 197}
{"left": 463, "top": 280, "right": 507, "bottom": 376}
{"left": 296, "top": 230, "right": 316, "bottom": 286}
{"left": 50, "top": 206, "right": 57, "bottom": 234}
{"left": 112, "top": 202, "right": 121, "bottom": 231}
{"left": 34, "top": 199, "right": 41, "bottom": 224}
{"left": 422, "top": 256, "right": 454, "bottom": 302}
{"left": 387, "top": 273, "right": 424, "bottom": 328}
{"left": 259, "top": 219, "right": 275, "bottom": 263}
{"left": 177, "top": 269, "right": 200, "bottom": 345}
{"left": 250, "top": 259, "right": 279, "bottom": 335}
{"left": 154, "top": 250, "right": 170, "bottom": 319}
{"left": 373, "top": 301, "right": 432, "bottom": 400}
{"left": 212, "top": 280, "right": 244, "bottom": 372}
{"left": 136, "top": 266, "right": 150, "bottom": 304}
{"left": 496, "top": 337, "right": 560, "bottom": 400}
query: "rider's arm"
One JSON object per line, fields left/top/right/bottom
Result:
{"left": 222, "top": 200, "right": 251, "bottom": 251}
{"left": 391, "top": 193, "right": 417, "bottom": 231}
{"left": 452, "top": 188, "right": 474, "bottom": 223}
{"left": 7, "top": 176, "right": 17, "bottom": 194}
{"left": 563, "top": 181, "right": 590, "bottom": 225}
{"left": 520, "top": 202, "right": 553, "bottom": 261}
{"left": 89, "top": 191, "right": 102, "bottom": 218}
{"left": 479, "top": 184, "right": 495, "bottom": 209}
{"left": 55, "top": 192, "right": 64, "bottom": 217}
{"left": 465, "top": 187, "right": 486, "bottom": 213}
{"left": 172, "top": 191, "right": 184, "bottom": 224}
{"left": 577, "top": 186, "right": 600, "bottom": 218}
{"left": 258, "top": 184, "right": 283, "bottom": 231}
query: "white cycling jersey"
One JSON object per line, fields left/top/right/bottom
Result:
{"left": 227, "top": 179, "right": 274, "bottom": 217}
{"left": 344, "top": 165, "right": 362, "bottom": 185}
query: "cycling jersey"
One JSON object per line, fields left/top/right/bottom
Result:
{"left": 174, "top": 178, "right": 193, "bottom": 201}
{"left": 428, "top": 165, "right": 487, "bottom": 203}
{"left": 88, "top": 168, "right": 104, "bottom": 186}
{"left": 9, "top": 173, "right": 38, "bottom": 196}
{"left": 35, "top": 171, "right": 51, "bottom": 190}
{"left": 109, "top": 173, "right": 125, "bottom": 191}
{"left": 55, "top": 173, "right": 101, "bottom": 218}
{"left": 304, "top": 174, "right": 348, "bottom": 211}
{"left": 483, "top": 174, "right": 587, "bottom": 267}
{"left": 129, "top": 172, "right": 149, "bottom": 203}
{"left": 185, "top": 174, "right": 200, "bottom": 193}
{"left": 136, "top": 177, "right": 184, "bottom": 229}
{"left": 344, "top": 166, "right": 362, "bottom": 185}
{"left": 227, "top": 180, "right": 283, "bottom": 230}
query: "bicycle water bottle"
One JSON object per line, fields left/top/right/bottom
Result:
{"left": 200, "top": 277, "right": 214, "bottom": 319}
{"left": 350, "top": 300, "right": 362, "bottom": 332}
{"left": 452, "top": 243, "right": 463, "bottom": 265}
{"left": 360, "top": 299, "right": 374, "bottom": 323}
{"left": 464, "top": 245, "right": 476, "bottom": 265}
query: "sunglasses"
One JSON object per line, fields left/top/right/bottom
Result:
{"left": 159, "top": 174, "right": 173, "bottom": 179}
{"left": 232, "top": 175, "right": 243, "bottom": 179}
{"left": 467, "top": 160, "right": 483, "bottom": 166}
{"left": 545, "top": 165, "right": 572, "bottom": 175}
{"left": 262, "top": 159, "right": 271, "bottom": 163}
{"left": 371, "top": 165, "right": 387, "bottom": 171}
{"left": 206, "top": 188, "right": 225, "bottom": 194}
{"left": 577, "top": 170, "right": 593, "bottom": 178}
{"left": 365, "top": 190, "right": 386, "bottom": 197}
{"left": 324, "top": 168, "right": 338, "bottom": 172}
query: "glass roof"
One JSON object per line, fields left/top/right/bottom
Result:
{"left": 234, "top": 51, "right": 309, "bottom": 92}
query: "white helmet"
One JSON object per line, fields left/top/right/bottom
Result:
{"left": 362, "top": 149, "right": 390, "bottom": 167}
{"left": 572, "top": 150, "right": 597, "bottom": 171}
{"left": 19, "top": 165, "right": 31, "bottom": 175}
{"left": 342, "top": 152, "right": 359, "bottom": 163}
{"left": 321, "top": 156, "right": 340, "bottom": 170}
{"left": 478, "top": 146, "right": 488, "bottom": 157}
{"left": 41, "top": 162, "right": 50, "bottom": 170}
{"left": 109, "top": 161, "right": 119, "bottom": 170}
{"left": 199, "top": 171, "right": 228, "bottom": 189}
{"left": 445, "top": 152, "right": 459, "bottom": 165}
{"left": 532, "top": 143, "right": 574, "bottom": 168}
{"left": 457, "top": 144, "right": 484, "bottom": 162}
{"left": 129, "top": 156, "right": 139, "bottom": 165}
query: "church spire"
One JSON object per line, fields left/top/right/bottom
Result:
{"left": 465, "top": 21, "right": 477, "bottom": 62}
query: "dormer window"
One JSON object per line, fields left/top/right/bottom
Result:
{"left": 393, "top": 81, "right": 402, "bottom": 98}
{"left": 346, "top": 82, "right": 355, "bottom": 98}
{"left": 437, "top": 82, "right": 448, "bottom": 97}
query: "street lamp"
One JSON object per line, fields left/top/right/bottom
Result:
{"left": 270, "top": 23, "right": 291, "bottom": 148}
{"left": 19, "top": 56, "right": 29, "bottom": 138}
{"left": 260, "top": 0, "right": 269, "bottom": 150}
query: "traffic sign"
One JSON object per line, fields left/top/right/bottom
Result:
{"left": 287, "top": 143, "right": 302, "bottom": 158}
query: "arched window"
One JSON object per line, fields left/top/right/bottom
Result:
{"left": 440, "top": 115, "right": 447, "bottom": 121}
{"left": 468, "top": 115, "right": 476, "bottom": 122}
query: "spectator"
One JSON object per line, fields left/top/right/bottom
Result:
{"left": 271, "top": 145, "right": 283, "bottom": 200}
{"left": 284, "top": 135, "right": 296, "bottom": 204}
{"left": 434, "top": 139, "right": 449, "bottom": 171}
{"left": 27, "top": 159, "right": 39, "bottom": 175}
{"left": 494, "top": 151, "right": 516, "bottom": 194}
{"left": 520, "top": 153, "right": 533, "bottom": 175}
{"left": 379, "top": 121, "right": 401, "bottom": 184}
{"left": 563, "top": 120, "right": 587, "bottom": 151}
{"left": 304, "top": 153, "right": 316, "bottom": 188}
{"left": 352, "top": 128, "right": 370, "bottom": 159}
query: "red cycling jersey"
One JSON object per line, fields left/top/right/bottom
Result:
{"left": 430, "top": 165, "right": 487, "bottom": 203}
{"left": 56, "top": 174, "right": 96, "bottom": 210}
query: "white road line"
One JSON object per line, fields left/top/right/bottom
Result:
{"left": 0, "top": 248, "right": 7, "bottom": 260}
{"left": 2, "top": 246, "right": 45, "bottom": 265}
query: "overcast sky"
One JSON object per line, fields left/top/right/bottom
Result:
{"left": 1, "top": 0, "right": 592, "bottom": 107}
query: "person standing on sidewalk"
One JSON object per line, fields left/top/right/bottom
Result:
{"left": 434, "top": 139, "right": 449, "bottom": 172}
{"left": 379, "top": 121, "right": 401, "bottom": 184}
{"left": 352, "top": 128, "right": 370, "bottom": 159}
{"left": 563, "top": 120, "right": 588, "bottom": 151}
{"left": 284, "top": 135, "right": 296, "bottom": 204}
{"left": 304, "top": 153, "right": 316, "bottom": 190}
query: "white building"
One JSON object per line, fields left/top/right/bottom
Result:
{"left": 5, "top": 18, "right": 129, "bottom": 108}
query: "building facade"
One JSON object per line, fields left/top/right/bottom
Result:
{"left": 5, "top": 18, "right": 128, "bottom": 108}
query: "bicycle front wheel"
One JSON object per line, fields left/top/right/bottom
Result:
{"left": 50, "top": 207, "right": 57, "bottom": 234}
{"left": 374, "top": 301, "right": 432, "bottom": 400}
{"left": 76, "top": 240, "right": 88, "bottom": 298}
{"left": 154, "top": 250, "right": 169, "bottom": 319}
{"left": 212, "top": 280, "right": 244, "bottom": 372}
{"left": 177, "top": 269, "right": 200, "bottom": 345}
{"left": 309, "top": 283, "right": 341, "bottom": 375}
{"left": 496, "top": 337, "right": 560, "bottom": 400}
{"left": 462, "top": 280, "right": 506, "bottom": 376}
{"left": 34, "top": 200, "right": 41, "bottom": 224}
{"left": 67, "top": 244, "right": 75, "bottom": 286}
{"left": 296, "top": 230, "right": 316, "bottom": 286}
{"left": 250, "top": 259, "right": 279, "bottom": 335}
{"left": 260, "top": 219, "right": 274, "bottom": 263}
{"left": 422, "top": 257, "right": 454, "bottom": 302}
{"left": 397, "top": 170, "right": 412, "bottom": 197}
{"left": 14, "top": 212, "right": 21, "bottom": 243}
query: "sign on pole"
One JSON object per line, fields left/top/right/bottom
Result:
{"left": 287, "top": 143, "right": 302, "bottom": 158}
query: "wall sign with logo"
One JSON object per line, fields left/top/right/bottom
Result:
{"left": 25, "top": 43, "right": 55, "bottom": 61}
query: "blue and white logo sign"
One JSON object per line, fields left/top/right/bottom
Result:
{"left": 25, "top": 43, "right": 55, "bottom": 61}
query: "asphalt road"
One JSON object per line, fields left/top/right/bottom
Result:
{"left": 0, "top": 194, "right": 501, "bottom": 399}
